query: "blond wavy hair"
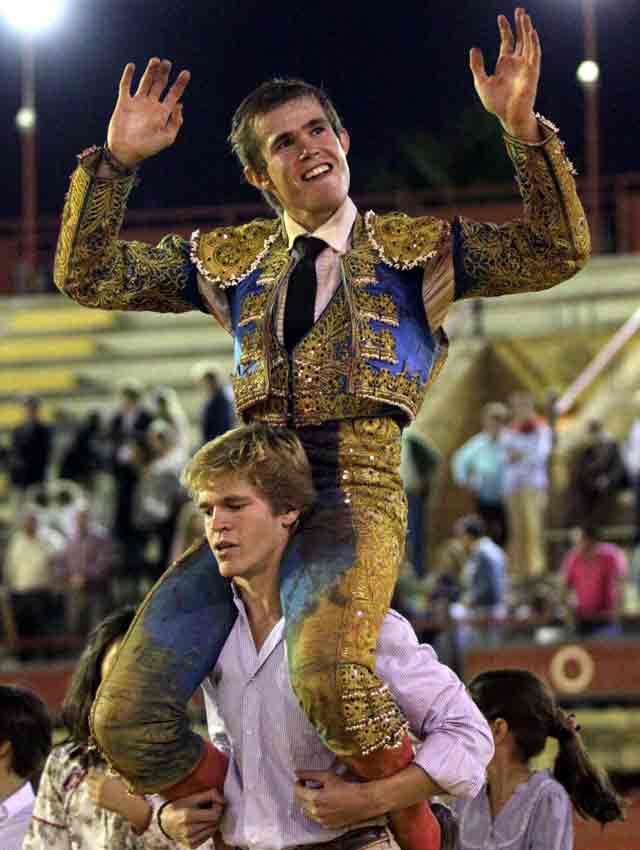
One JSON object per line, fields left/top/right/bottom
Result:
{"left": 182, "top": 423, "right": 316, "bottom": 518}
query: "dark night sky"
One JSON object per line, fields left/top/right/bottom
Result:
{"left": 0, "top": 0, "right": 637, "bottom": 219}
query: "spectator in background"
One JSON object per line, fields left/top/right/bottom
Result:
{"left": 392, "top": 559, "right": 431, "bottom": 629}
{"left": 8, "top": 397, "right": 52, "bottom": 504}
{"left": 424, "top": 537, "right": 467, "bottom": 676}
{"left": 45, "top": 481, "right": 86, "bottom": 540}
{"left": 456, "top": 514, "right": 507, "bottom": 646}
{"left": 148, "top": 419, "right": 187, "bottom": 478}
{"left": 48, "top": 406, "right": 78, "bottom": 481}
{"left": 0, "top": 685, "right": 52, "bottom": 850}
{"left": 150, "top": 386, "right": 192, "bottom": 467}
{"left": 197, "top": 365, "right": 235, "bottom": 444}
{"left": 501, "top": 392, "right": 552, "bottom": 578}
{"left": 562, "top": 524, "right": 628, "bottom": 638}
{"left": 400, "top": 427, "right": 440, "bottom": 575}
{"left": 58, "top": 410, "right": 107, "bottom": 492}
{"left": 452, "top": 402, "right": 509, "bottom": 546}
{"left": 21, "top": 480, "right": 86, "bottom": 542}
{"left": 169, "top": 500, "right": 205, "bottom": 563}
{"left": 22, "top": 608, "right": 183, "bottom": 850}
{"left": 108, "top": 381, "right": 153, "bottom": 558}
{"left": 54, "top": 506, "right": 115, "bottom": 637}
{"left": 456, "top": 669, "right": 624, "bottom": 850}
{"left": 623, "top": 414, "right": 640, "bottom": 544}
{"left": 567, "top": 419, "right": 626, "bottom": 529}
{"left": 3, "top": 512, "right": 59, "bottom": 659}
{"left": 131, "top": 433, "right": 185, "bottom": 581}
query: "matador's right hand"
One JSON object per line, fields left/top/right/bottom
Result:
{"left": 106, "top": 58, "right": 191, "bottom": 169}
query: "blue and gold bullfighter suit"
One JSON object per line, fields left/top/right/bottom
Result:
{"left": 54, "top": 117, "right": 589, "bottom": 807}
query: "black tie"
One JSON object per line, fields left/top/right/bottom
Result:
{"left": 283, "top": 236, "right": 326, "bottom": 353}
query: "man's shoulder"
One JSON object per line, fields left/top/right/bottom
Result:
{"left": 595, "top": 542, "right": 627, "bottom": 570}
{"left": 461, "top": 431, "right": 489, "bottom": 451}
{"left": 364, "top": 210, "right": 449, "bottom": 270}
{"left": 376, "top": 609, "right": 440, "bottom": 672}
{"left": 192, "top": 217, "right": 282, "bottom": 287}
{"left": 379, "top": 607, "right": 421, "bottom": 644}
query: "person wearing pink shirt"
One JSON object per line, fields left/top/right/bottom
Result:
{"left": 562, "top": 524, "right": 628, "bottom": 638}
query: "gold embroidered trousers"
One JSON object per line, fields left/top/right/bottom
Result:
{"left": 283, "top": 417, "right": 408, "bottom": 756}
{"left": 91, "top": 416, "right": 408, "bottom": 791}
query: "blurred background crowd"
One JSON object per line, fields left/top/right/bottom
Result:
{"left": 1, "top": 371, "right": 638, "bottom": 673}
{"left": 395, "top": 392, "right": 638, "bottom": 673}
{"left": 0, "top": 367, "right": 236, "bottom": 661}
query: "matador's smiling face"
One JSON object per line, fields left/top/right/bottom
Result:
{"left": 246, "top": 97, "right": 351, "bottom": 230}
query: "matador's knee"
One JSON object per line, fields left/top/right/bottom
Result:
{"left": 290, "top": 660, "right": 408, "bottom": 759}
{"left": 90, "top": 540, "right": 236, "bottom": 794}
{"left": 91, "top": 678, "right": 205, "bottom": 793}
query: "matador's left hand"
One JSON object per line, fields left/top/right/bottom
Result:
{"left": 470, "top": 7, "right": 541, "bottom": 142}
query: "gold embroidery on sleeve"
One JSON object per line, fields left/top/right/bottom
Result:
{"left": 460, "top": 128, "right": 591, "bottom": 299}
{"left": 55, "top": 165, "right": 194, "bottom": 313}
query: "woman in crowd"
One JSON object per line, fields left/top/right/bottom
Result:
{"left": 455, "top": 668, "right": 624, "bottom": 850}
{"left": 151, "top": 387, "right": 192, "bottom": 468}
{"left": 22, "top": 608, "right": 185, "bottom": 849}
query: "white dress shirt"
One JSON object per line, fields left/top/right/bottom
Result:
{"left": 0, "top": 781, "right": 34, "bottom": 850}
{"left": 202, "top": 596, "right": 493, "bottom": 850}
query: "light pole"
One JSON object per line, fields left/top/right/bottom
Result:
{"left": 0, "top": 1, "right": 64, "bottom": 291}
{"left": 577, "top": 0, "right": 601, "bottom": 254}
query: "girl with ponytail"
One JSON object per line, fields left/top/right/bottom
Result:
{"left": 454, "top": 668, "right": 624, "bottom": 849}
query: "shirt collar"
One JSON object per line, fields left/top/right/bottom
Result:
{"left": 0, "top": 782, "right": 34, "bottom": 821}
{"left": 231, "top": 582, "right": 284, "bottom": 672}
{"left": 283, "top": 196, "right": 357, "bottom": 254}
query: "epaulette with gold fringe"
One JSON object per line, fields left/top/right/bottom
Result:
{"left": 190, "top": 218, "right": 281, "bottom": 288}
{"left": 364, "top": 211, "right": 449, "bottom": 270}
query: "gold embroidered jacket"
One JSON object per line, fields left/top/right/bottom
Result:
{"left": 54, "top": 125, "right": 590, "bottom": 425}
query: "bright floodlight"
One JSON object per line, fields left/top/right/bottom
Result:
{"left": 16, "top": 106, "right": 36, "bottom": 132}
{"left": 577, "top": 60, "right": 600, "bottom": 85}
{"left": 0, "top": 0, "right": 64, "bottom": 32}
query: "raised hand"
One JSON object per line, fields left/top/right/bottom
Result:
{"left": 470, "top": 7, "right": 541, "bottom": 141}
{"left": 106, "top": 58, "right": 191, "bottom": 168}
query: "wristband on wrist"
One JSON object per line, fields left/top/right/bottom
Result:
{"left": 102, "top": 142, "right": 138, "bottom": 176}
{"left": 157, "top": 800, "right": 173, "bottom": 841}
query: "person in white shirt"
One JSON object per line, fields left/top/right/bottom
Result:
{"left": 3, "top": 512, "right": 60, "bottom": 661}
{"left": 500, "top": 392, "right": 552, "bottom": 578}
{"left": 0, "top": 685, "right": 52, "bottom": 850}
{"left": 623, "top": 415, "right": 640, "bottom": 543}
